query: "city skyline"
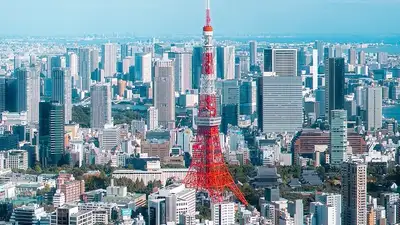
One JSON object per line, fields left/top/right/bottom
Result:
{"left": 1, "top": 0, "right": 400, "bottom": 36}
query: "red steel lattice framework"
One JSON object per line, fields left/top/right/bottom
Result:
{"left": 184, "top": 0, "right": 248, "bottom": 205}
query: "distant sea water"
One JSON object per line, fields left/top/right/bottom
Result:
{"left": 383, "top": 105, "right": 400, "bottom": 121}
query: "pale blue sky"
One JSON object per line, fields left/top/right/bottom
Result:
{"left": 1, "top": 0, "right": 399, "bottom": 36}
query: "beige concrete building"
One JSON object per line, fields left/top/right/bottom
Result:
{"left": 153, "top": 56, "right": 175, "bottom": 129}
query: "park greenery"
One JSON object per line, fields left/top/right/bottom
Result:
{"left": 72, "top": 106, "right": 143, "bottom": 128}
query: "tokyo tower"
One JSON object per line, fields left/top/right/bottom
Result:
{"left": 184, "top": 0, "right": 248, "bottom": 205}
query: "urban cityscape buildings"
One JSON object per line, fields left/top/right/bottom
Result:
{"left": 0, "top": 0, "right": 397, "bottom": 224}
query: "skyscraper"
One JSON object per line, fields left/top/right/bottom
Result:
{"left": 121, "top": 44, "right": 131, "bottom": 61}
{"left": 249, "top": 41, "right": 257, "bottom": 66}
{"left": 14, "top": 55, "right": 22, "bottom": 70}
{"left": 51, "top": 68, "right": 72, "bottom": 124}
{"left": 68, "top": 53, "right": 78, "bottom": 87}
{"left": 358, "top": 51, "right": 366, "bottom": 65}
{"left": 79, "top": 48, "right": 91, "bottom": 91}
{"left": 366, "top": 86, "right": 382, "bottom": 131}
{"left": 263, "top": 48, "right": 273, "bottom": 73}
{"left": 312, "top": 49, "right": 318, "bottom": 90}
{"left": 15, "top": 67, "right": 40, "bottom": 124}
{"left": 330, "top": 110, "right": 347, "bottom": 165}
{"left": 217, "top": 46, "right": 235, "bottom": 80}
{"left": 325, "top": 58, "right": 345, "bottom": 120}
{"left": 90, "top": 83, "right": 112, "bottom": 129}
{"left": 29, "top": 66, "right": 41, "bottom": 124}
{"left": 334, "top": 45, "right": 342, "bottom": 58}
{"left": 4, "top": 78, "right": 17, "bottom": 112}
{"left": 257, "top": 75, "right": 303, "bottom": 133}
{"left": 218, "top": 79, "right": 240, "bottom": 133}
{"left": 348, "top": 48, "right": 356, "bottom": 65}
{"left": 341, "top": 161, "right": 367, "bottom": 225}
{"left": 135, "top": 53, "right": 152, "bottom": 83}
{"left": 147, "top": 107, "right": 158, "bottom": 130}
{"left": 240, "top": 80, "right": 257, "bottom": 116}
{"left": 0, "top": 77, "right": 5, "bottom": 114}
{"left": 192, "top": 46, "right": 203, "bottom": 89}
{"left": 263, "top": 49, "right": 297, "bottom": 76}
{"left": 314, "top": 40, "right": 324, "bottom": 63}
{"left": 39, "top": 101, "right": 64, "bottom": 167}
{"left": 15, "top": 68, "right": 30, "bottom": 114}
{"left": 90, "top": 49, "right": 100, "bottom": 82}
{"left": 153, "top": 57, "right": 175, "bottom": 129}
{"left": 101, "top": 43, "right": 117, "bottom": 77}
{"left": 172, "top": 52, "right": 192, "bottom": 93}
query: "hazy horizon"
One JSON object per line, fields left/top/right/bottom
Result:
{"left": 1, "top": 0, "right": 400, "bottom": 36}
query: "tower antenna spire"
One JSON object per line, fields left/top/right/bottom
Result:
{"left": 206, "top": 0, "right": 211, "bottom": 26}
{"left": 184, "top": 0, "right": 248, "bottom": 206}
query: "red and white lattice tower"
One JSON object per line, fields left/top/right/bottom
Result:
{"left": 184, "top": 0, "right": 248, "bottom": 205}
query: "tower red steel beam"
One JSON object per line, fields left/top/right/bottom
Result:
{"left": 184, "top": 0, "right": 248, "bottom": 205}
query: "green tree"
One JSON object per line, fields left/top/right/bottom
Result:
{"left": 34, "top": 163, "right": 42, "bottom": 174}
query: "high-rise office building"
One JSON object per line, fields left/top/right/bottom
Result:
{"left": 218, "top": 79, "right": 240, "bottom": 133}
{"left": 39, "top": 101, "right": 64, "bottom": 167}
{"left": 101, "top": 43, "right": 117, "bottom": 77}
{"left": 4, "top": 78, "right": 17, "bottom": 112}
{"left": 335, "top": 45, "right": 342, "bottom": 58}
{"left": 341, "top": 161, "right": 367, "bottom": 225}
{"left": 14, "top": 55, "right": 22, "bottom": 70}
{"left": 315, "top": 87, "right": 325, "bottom": 118}
{"left": 217, "top": 46, "right": 235, "bottom": 80}
{"left": 15, "top": 67, "right": 40, "bottom": 123}
{"left": 0, "top": 77, "right": 5, "bottom": 113}
{"left": 29, "top": 54, "right": 37, "bottom": 66}
{"left": 79, "top": 48, "right": 91, "bottom": 91}
{"left": 15, "top": 68, "right": 30, "bottom": 113}
{"left": 240, "top": 80, "right": 257, "bottom": 116}
{"left": 330, "top": 110, "right": 347, "bottom": 165}
{"left": 90, "top": 50, "right": 100, "bottom": 82}
{"left": 147, "top": 107, "right": 158, "bottom": 131}
{"left": 348, "top": 49, "right": 356, "bottom": 65}
{"left": 52, "top": 68, "right": 72, "bottom": 124}
{"left": 154, "top": 57, "right": 175, "bottom": 129}
{"left": 212, "top": 202, "right": 235, "bottom": 225}
{"left": 366, "top": 86, "right": 382, "bottom": 131}
{"left": 237, "top": 55, "right": 250, "bottom": 75}
{"left": 263, "top": 49, "right": 297, "bottom": 76}
{"left": 264, "top": 48, "right": 273, "bottom": 73}
{"left": 257, "top": 75, "right": 303, "bottom": 133}
{"left": 192, "top": 47, "right": 203, "bottom": 90}
{"left": 314, "top": 40, "right": 324, "bottom": 63}
{"left": 90, "top": 83, "right": 112, "bottom": 129}
{"left": 121, "top": 44, "right": 131, "bottom": 61}
{"left": 135, "top": 53, "right": 152, "bottom": 83}
{"left": 355, "top": 86, "right": 366, "bottom": 109}
{"left": 29, "top": 67, "right": 41, "bottom": 124}
{"left": 172, "top": 52, "right": 192, "bottom": 93}
{"left": 249, "top": 41, "right": 257, "bottom": 66}
{"left": 312, "top": 49, "right": 318, "bottom": 90}
{"left": 69, "top": 53, "right": 78, "bottom": 87}
{"left": 358, "top": 51, "right": 366, "bottom": 65}
{"left": 325, "top": 58, "right": 345, "bottom": 120}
